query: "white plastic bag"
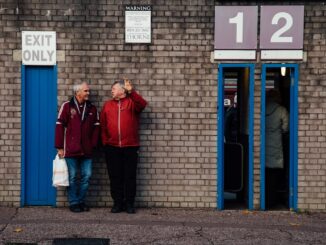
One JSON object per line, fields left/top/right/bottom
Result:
{"left": 52, "top": 154, "right": 69, "bottom": 187}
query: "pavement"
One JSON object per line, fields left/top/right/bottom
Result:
{"left": 0, "top": 207, "right": 326, "bottom": 245}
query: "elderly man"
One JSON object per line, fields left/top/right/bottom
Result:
{"left": 55, "top": 82, "right": 100, "bottom": 212}
{"left": 100, "top": 78, "right": 147, "bottom": 214}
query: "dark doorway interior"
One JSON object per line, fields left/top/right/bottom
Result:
{"left": 264, "top": 67, "right": 290, "bottom": 210}
{"left": 223, "top": 67, "right": 250, "bottom": 210}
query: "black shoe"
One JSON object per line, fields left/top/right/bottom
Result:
{"left": 111, "top": 205, "right": 123, "bottom": 213}
{"left": 69, "top": 204, "right": 82, "bottom": 213}
{"left": 79, "top": 203, "right": 90, "bottom": 212}
{"left": 126, "top": 204, "right": 136, "bottom": 214}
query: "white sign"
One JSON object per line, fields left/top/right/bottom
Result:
{"left": 22, "top": 31, "right": 56, "bottom": 65}
{"left": 125, "top": 5, "right": 151, "bottom": 43}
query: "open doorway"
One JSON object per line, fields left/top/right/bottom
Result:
{"left": 261, "top": 64, "right": 298, "bottom": 211}
{"left": 217, "top": 64, "right": 254, "bottom": 210}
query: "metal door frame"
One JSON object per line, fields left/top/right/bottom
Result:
{"left": 260, "top": 63, "right": 298, "bottom": 211}
{"left": 21, "top": 65, "right": 57, "bottom": 206}
{"left": 217, "top": 63, "right": 255, "bottom": 210}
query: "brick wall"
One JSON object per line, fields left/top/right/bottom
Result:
{"left": 0, "top": 1, "right": 325, "bottom": 211}
{"left": 297, "top": 3, "right": 326, "bottom": 211}
{"left": 0, "top": 1, "right": 21, "bottom": 206}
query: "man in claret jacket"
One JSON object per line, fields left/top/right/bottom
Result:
{"left": 55, "top": 82, "right": 100, "bottom": 213}
{"left": 100, "top": 78, "right": 147, "bottom": 214}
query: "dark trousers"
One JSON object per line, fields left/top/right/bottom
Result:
{"left": 266, "top": 168, "right": 285, "bottom": 208}
{"left": 104, "top": 146, "right": 139, "bottom": 206}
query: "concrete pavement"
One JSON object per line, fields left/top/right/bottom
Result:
{"left": 0, "top": 207, "right": 326, "bottom": 244}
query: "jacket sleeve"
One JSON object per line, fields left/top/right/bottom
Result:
{"left": 92, "top": 107, "right": 100, "bottom": 148}
{"left": 100, "top": 103, "right": 109, "bottom": 145}
{"left": 281, "top": 107, "right": 289, "bottom": 133}
{"left": 55, "top": 102, "right": 69, "bottom": 149}
{"left": 129, "top": 90, "right": 147, "bottom": 113}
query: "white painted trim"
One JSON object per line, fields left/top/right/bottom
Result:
{"left": 261, "top": 50, "right": 303, "bottom": 60}
{"left": 214, "top": 50, "right": 256, "bottom": 60}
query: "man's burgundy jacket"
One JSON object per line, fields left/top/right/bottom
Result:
{"left": 55, "top": 97, "right": 100, "bottom": 158}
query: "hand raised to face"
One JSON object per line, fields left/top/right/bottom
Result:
{"left": 123, "top": 78, "right": 133, "bottom": 94}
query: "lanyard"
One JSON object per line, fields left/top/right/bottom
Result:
{"left": 73, "top": 97, "right": 86, "bottom": 121}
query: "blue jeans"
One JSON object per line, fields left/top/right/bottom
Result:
{"left": 65, "top": 157, "right": 92, "bottom": 206}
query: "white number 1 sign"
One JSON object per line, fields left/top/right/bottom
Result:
{"left": 229, "top": 12, "right": 244, "bottom": 43}
{"left": 214, "top": 6, "right": 258, "bottom": 50}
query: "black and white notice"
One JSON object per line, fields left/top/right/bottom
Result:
{"left": 125, "top": 5, "right": 151, "bottom": 43}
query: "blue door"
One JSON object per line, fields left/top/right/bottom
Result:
{"left": 260, "top": 64, "right": 298, "bottom": 211}
{"left": 217, "top": 63, "right": 255, "bottom": 210}
{"left": 21, "top": 65, "right": 57, "bottom": 206}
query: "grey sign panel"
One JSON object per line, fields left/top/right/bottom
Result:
{"left": 260, "top": 6, "right": 304, "bottom": 49}
{"left": 214, "top": 6, "right": 258, "bottom": 49}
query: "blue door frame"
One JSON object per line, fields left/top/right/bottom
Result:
{"left": 217, "top": 63, "right": 255, "bottom": 210}
{"left": 21, "top": 65, "right": 57, "bottom": 206}
{"left": 260, "top": 63, "right": 298, "bottom": 211}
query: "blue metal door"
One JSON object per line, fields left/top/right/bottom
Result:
{"left": 260, "top": 64, "right": 298, "bottom": 211}
{"left": 217, "top": 63, "right": 255, "bottom": 210}
{"left": 21, "top": 65, "right": 57, "bottom": 206}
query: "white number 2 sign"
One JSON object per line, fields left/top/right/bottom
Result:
{"left": 270, "top": 12, "right": 293, "bottom": 43}
{"left": 260, "top": 6, "right": 304, "bottom": 49}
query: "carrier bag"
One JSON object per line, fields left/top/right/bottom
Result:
{"left": 52, "top": 154, "right": 69, "bottom": 187}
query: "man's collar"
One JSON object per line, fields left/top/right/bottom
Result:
{"left": 74, "top": 96, "right": 84, "bottom": 105}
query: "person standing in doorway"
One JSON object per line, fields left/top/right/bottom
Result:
{"left": 265, "top": 89, "right": 289, "bottom": 208}
{"left": 225, "top": 92, "right": 238, "bottom": 143}
{"left": 55, "top": 82, "right": 100, "bottom": 212}
{"left": 100, "top": 78, "right": 147, "bottom": 214}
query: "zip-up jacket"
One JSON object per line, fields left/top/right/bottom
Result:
{"left": 100, "top": 91, "right": 147, "bottom": 147}
{"left": 55, "top": 97, "right": 100, "bottom": 158}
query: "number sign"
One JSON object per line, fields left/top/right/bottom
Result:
{"left": 215, "top": 6, "right": 258, "bottom": 50}
{"left": 260, "top": 6, "right": 304, "bottom": 49}
{"left": 214, "top": 5, "right": 304, "bottom": 60}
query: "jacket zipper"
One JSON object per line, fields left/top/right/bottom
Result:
{"left": 118, "top": 100, "right": 121, "bottom": 147}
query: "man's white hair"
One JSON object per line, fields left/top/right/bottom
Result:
{"left": 73, "top": 82, "right": 88, "bottom": 94}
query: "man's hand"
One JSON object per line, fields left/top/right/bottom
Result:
{"left": 124, "top": 78, "right": 133, "bottom": 94}
{"left": 57, "top": 149, "right": 64, "bottom": 158}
